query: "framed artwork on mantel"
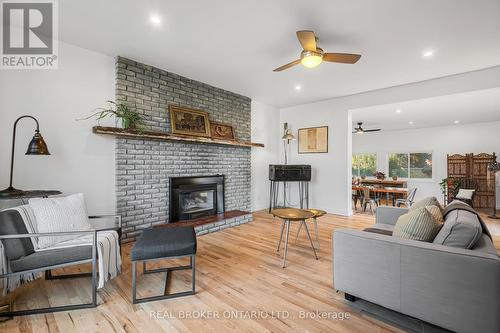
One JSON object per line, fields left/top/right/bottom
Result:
{"left": 210, "top": 121, "right": 235, "bottom": 140}
{"left": 298, "top": 126, "right": 328, "bottom": 153}
{"left": 169, "top": 105, "right": 211, "bottom": 137}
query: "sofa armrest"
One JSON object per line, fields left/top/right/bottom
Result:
{"left": 333, "top": 229, "right": 500, "bottom": 333}
{"left": 376, "top": 206, "right": 408, "bottom": 225}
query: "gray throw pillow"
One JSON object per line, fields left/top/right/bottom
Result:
{"left": 433, "top": 209, "right": 482, "bottom": 249}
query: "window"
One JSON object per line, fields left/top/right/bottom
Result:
{"left": 388, "top": 153, "right": 432, "bottom": 179}
{"left": 352, "top": 153, "right": 376, "bottom": 177}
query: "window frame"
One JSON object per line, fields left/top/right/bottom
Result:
{"left": 387, "top": 151, "right": 434, "bottom": 181}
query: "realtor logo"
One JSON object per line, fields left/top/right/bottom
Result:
{"left": 1, "top": 0, "right": 58, "bottom": 69}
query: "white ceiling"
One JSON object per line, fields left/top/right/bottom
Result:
{"left": 351, "top": 87, "right": 500, "bottom": 132}
{"left": 59, "top": 0, "right": 500, "bottom": 107}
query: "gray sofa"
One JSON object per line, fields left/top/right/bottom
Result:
{"left": 333, "top": 205, "right": 500, "bottom": 333}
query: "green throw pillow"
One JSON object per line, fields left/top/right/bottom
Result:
{"left": 393, "top": 206, "right": 443, "bottom": 242}
{"left": 410, "top": 196, "right": 443, "bottom": 212}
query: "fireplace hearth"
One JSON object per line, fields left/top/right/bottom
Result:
{"left": 170, "top": 175, "right": 224, "bottom": 222}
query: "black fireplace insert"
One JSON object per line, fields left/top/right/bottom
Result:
{"left": 170, "top": 175, "right": 225, "bottom": 222}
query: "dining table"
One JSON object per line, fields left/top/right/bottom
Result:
{"left": 352, "top": 185, "right": 408, "bottom": 206}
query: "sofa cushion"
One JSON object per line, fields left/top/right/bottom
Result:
{"left": 409, "top": 196, "right": 443, "bottom": 212}
{"left": 393, "top": 207, "right": 443, "bottom": 242}
{"left": 433, "top": 209, "right": 482, "bottom": 249}
{"left": 0, "top": 209, "right": 35, "bottom": 260}
{"left": 29, "top": 193, "right": 92, "bottom": 249}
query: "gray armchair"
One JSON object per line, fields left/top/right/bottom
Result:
{"left": 0, "top": 209, "right": 98, "bottom": 317}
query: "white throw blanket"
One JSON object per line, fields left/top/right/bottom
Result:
{"left": 37, "top": 230, "right": 121, "bottom": 289}
{"left": 0, "top": 242, "right": 41, "bottom": 295}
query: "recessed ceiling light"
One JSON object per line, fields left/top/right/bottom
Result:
{"left": 422, "top": 50, "right": 434, "bottom": 58}
{"left": 409, "top": 121, "right": 414, "bottom": 125}
{"left": 295, "top": 85, "right": 302, "bottom": 91}
{"left": 150, "top": 15, "right": 161, "bottom": 25}
{"left": 395, "top": 109, "right": 401, "bottom": 113}
{"left": 454, "top": 120, "right": 460, "bottom": 124}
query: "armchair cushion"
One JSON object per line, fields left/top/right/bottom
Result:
{"left": 29, "top": 193, "right": 92, "bottom": 249}
{"left": 0, "top": 210, "right": 35, "bottom": 260}
{"left": 10, "top": 245, "right": 92, "bottom": 272}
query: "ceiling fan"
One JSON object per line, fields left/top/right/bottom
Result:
{"left": 273, "top": 30, "right": 362, "bottom": 72}
{"left": 353, "top": 122, "right": 381, "bottom": 134}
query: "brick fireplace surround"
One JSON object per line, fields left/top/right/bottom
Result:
{"left": 115, "top": 57, "right": 252, "bottom": 242}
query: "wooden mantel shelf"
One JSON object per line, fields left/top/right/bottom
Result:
{"left": 92, "top": 126, "right": 264, "bottom": 148}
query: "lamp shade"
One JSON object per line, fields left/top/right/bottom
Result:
{"left": 26, "top": 131, "right": 50, "bottom": 155}
{"left": 282, "top": 130, "right": 296, "bottom": 141}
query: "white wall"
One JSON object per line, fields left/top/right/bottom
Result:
{"left": 251, "top": 100, "right": 280, "bottom": 211}
{"left": 0, "top": 42, "right": 116, "bottom": 214}
{"left": 353, "top": 122, "right": 500, "bottom": 207}
{"left": 280, "top": 66, "right": 500, "bottom": 215}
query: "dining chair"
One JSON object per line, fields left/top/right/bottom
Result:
{"left": 396, "top": 188, "right": 417, "bottom": 207}
{"left": 352, "top": 189, "right": 360, "bottom": 211}
{"left": 360, "top": 187, "right": 379, "bottom": 214}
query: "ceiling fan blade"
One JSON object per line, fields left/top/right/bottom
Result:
{"left": 296, "top": 30, "right": 317, "bottom": 51}
{"left": 363, "top": 129, "right": 381, "bottom": 132}
{"left": 273, "top": 59, "right": 301, "bottom": 72}
{"left": 323, "top": 53, "right": 361, "bottom": 64}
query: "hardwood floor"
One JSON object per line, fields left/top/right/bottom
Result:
{"left": 1, "top": 210, "right": 498, "bottom": 333}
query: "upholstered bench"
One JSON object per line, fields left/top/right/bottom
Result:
{"left": 131, "top": 226, "right": 197, "bottom": 304}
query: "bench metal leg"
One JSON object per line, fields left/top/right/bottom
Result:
{"left": 132, "top": 255, "right": 196, "bottom": 304}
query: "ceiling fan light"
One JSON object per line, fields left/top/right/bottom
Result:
{"left": 301, "top": 54, "right": 323, "bottom": 68}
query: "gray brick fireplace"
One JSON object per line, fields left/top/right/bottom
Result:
{"left": 115, "top": 57, "right": 252, "bottom": 242}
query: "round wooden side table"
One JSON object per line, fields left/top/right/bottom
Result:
{"left": 295, "top": 209, "right": 326, "bottom": 251}
{"left": 271, "top": 208, "right": 317, "bottom": 268}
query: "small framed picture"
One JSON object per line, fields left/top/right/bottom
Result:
{"left": 298, "top": 126, "right": 328, "bottom": 153}
{"left": 169, "top": 105, "right": 211, "bottom": 137}
{"left": 210, "top": 122, "right": 235, "bottom": 140}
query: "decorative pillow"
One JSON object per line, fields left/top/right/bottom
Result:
{"left": 433, "top": 209, "right": 482, "bottom": 249}
{"left": 425, "top": 205, "right": 444, "bottom": 224}
{"left": 28, "top": 193, "right": 92, "bottom": 249}
{"left": 456, "top": 189, "right": 475, "bottom": 200}
{"left": 393, "top": 207, "right": 443, "bottom": 242}
{"left": 409, "top": 196, "right": 443, "bottom": 212}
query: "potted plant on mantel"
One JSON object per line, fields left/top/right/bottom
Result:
{"left": 374, "top": 171, "right": 386, "bottom": 180}
{"left": 79, "top": 100, "right": 144, "bottom": 130}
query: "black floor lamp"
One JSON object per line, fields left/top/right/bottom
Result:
{"left": 487, "top": 161, "right": 500, "bottom": 219}
{"left": 0, "top": 115, "right": 50, "bottom": 198}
